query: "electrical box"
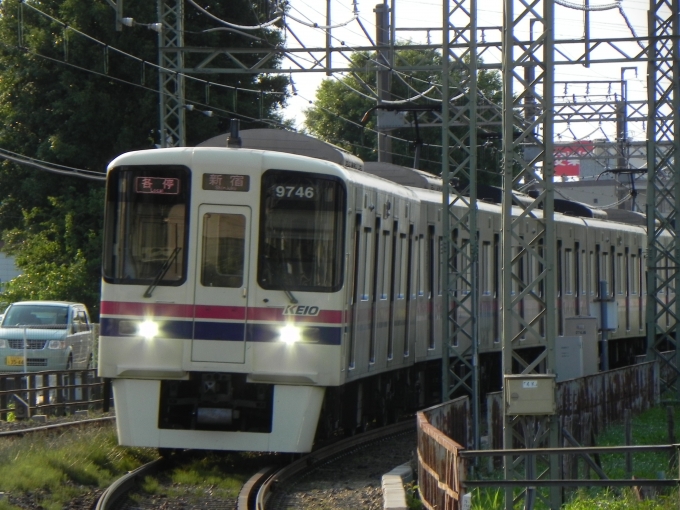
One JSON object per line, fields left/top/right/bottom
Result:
{"left": 504, "top": 374, "right": 556, "bottom": 415}
{"left": 589, "top": 300, "right": 618, "bottom": 331}
{"left": 555, "top": 335, "right": 583, "bottom": 382}
{"left": 565, "top": 316, "right": 598, "bottom": 377}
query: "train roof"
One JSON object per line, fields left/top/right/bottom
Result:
{"left": 362, "top": 162, "right": 442, "bottom": 191}
{"left": 197, "top": 129, "right": 364, "bottom": 172}
{"left": 602, "top": 209, "right": 647, "bottom": 226}
{"left": 198, "top": 129, "right": 445, "bottom": 192}
{"left": 194, "top": 129, "right": 649, "bottom": 227}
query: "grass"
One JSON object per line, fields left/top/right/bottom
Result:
{"left": 466, "top": 403, "right": 680, "bottom": 509}
{"left": 130, "top": 452, "right": 251, "bottom": 504}
{"left": 0, "top": 420, "right": 156, "bottom": 510}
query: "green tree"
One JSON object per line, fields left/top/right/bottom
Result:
{"left": 0, "top": 0, "right": 289, "bottom": 317}
{"left": 304, "top": 47, "right": 503, "bottom": 181}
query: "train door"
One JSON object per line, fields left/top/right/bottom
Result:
{"left": 191, "top": 204, "right": 251, "bottom": 363}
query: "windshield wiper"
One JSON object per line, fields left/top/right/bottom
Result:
{"left": 144, "top": 247, "right": 181, "bottom": 298}
{"left": 283, "top": 288, "right": 298, "bottom": 304}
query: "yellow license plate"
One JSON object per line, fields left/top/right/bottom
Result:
{"left": 6, "top": 356, "right": 25, "bottom": 366}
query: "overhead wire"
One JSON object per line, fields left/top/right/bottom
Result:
{"left": 0, "top": 145, "right": 105, "bottom": 181}
{"left": 21, "top": 2, "right": 287, "bottom": 99}
{"left": 186, "top": 0, "right": 284, "bottom": 30}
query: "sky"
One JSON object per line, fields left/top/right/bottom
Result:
{"left": 276, "top": 0, "right": 654, "bottom": 142}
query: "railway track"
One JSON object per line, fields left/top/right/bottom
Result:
{"left": 0, "top": 415, "right": 115, "bottom": 437}
{"left": 254, "top": 420, "right": 415, "bottom": 510}
{"left": 94, "top": 419, "right": 415, "bottom": 510}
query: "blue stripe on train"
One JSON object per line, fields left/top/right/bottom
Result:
{"left": 100, "top": 318, "right": 342, "bottom": 345}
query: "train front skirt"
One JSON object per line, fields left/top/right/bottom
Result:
{"left": 112, "top": 378, "right": 326, "bottom": 453}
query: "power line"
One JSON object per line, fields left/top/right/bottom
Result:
{"left": 0, "top": 146, "right": 105, "bottom": 181}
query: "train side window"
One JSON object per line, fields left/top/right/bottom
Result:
{"left": 388, "top": 221, "right": 399, "bottom": 360}
{"left": 590, "top": 250, "right": 596, "bottom": 296}
{"left": 360, "top": 227, "right": 372, "bottom": 301}
{"left": 370, "top": 218, "right": 381, "bottom": 364}
{"left": 438, "top": 236, "right": 443, "bottom": 296}
{"left": 404, "top": 225, "right": 414, "bottom": 358}
{"left": 556, "top": 240, "right": 563, "bottom": 299}
{"left": 493, "top": 234, "right": 500, "bottom": 299}
{"left": 398, "top": 233, "right": 407, "bottom": 299}
{"left": 638, "top": 248, "right": 644, "bottom": 330}
{"left": 601, "top": 252, "right": 609, "bottom": 295}
{"left": 417, "top": 235, "right": 425, "bottom": 297}
{"left": 428, "top": 226, "right": 435, "bottom": 300}
{"left": 595, "top": 245, "right": 602, "bottom": 297}
{"left": 462, "top": 239, "right": 471, "bottom": 294}
{"left": 574, "top": 244, "right": 581, "bottom": 315}
{"left": 481, "top": 242, "right": 491, "bottom": 295}
{"left": 631, "top": 253, "right": 639, "bottom": 295}
{"left": 610, "top": 247, "right": 616, "bottom": 296}
{"left": 565, "top": 248, "right": 573, "bottom": 295}
{"left": 493, "top": 234, "right": 500, "bottom": 343}
{"left": 381, "top": 228, "right": 391, "bottom": 300}
{"left": 428, "top": 226, "right": 435, "bottom": 350}
{"left": 580, "top": 249, "right": 586, "bottom": 297}
{"left": 617, "top": 253, "right": 625, "bottom": 295}
{"left": 201, "top": 213, "right": 245, "bottom": 288}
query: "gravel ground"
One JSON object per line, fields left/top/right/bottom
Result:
{"left": 270, "top": 431, "right": 417, "bottom": 510}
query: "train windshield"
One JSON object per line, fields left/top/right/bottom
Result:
{"left": 102, "top": 165, "right": 190, "bottom": 287}
{"left": 258, "top": 170, "right": 346, "bottom": 293}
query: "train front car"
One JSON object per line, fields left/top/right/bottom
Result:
{"left": 99, "top": 148, "right": 347, "bottom": 453}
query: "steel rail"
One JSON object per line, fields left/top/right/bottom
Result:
{"left": 94, "top": 458, "right": 164, "bottom": 510}
{"left": 0, "top": 416, "right": 115, "bottom": 437}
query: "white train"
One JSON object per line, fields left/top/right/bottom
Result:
{"left": 99, "top": 129, "right": 661, "bottom": 453}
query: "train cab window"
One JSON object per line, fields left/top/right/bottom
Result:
{"left": 201, "top": 213, "right": 245, "bottom": 287}
{"left": 103, "top": 165, "right": 190, "bottom": 286}
{"left": 258, "top": 170, "right": 346, "bottom": 292}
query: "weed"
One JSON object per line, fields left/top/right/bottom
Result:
{"left": 404, "top": 481, "right": 423, "bottom": 509}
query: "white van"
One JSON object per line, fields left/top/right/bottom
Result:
{"left": 0, "top": 301, "right": 94, "bottom": 372}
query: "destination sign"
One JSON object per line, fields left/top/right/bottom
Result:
{"left": 135, "top": 177, "right": 180, "bottom": 194}
{"left": 202, "top": 173, "right": 250, "bottom": 192}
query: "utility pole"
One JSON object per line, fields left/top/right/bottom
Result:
{"left": 375, "top": 2, "right": 392, "bottom": 163}
{"left": 158, "top": 0, "right": 185, "bottom": 148}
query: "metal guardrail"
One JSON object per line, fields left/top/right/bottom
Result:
{"left": 417, "top": 360, "right": 673, "bottom": 510}
{"left": 0, "top": 369, "right": 110, "bottom": 419}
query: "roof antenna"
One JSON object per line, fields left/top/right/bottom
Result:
{"left": 227, "top": 119, "right": 242, "bottom": 148}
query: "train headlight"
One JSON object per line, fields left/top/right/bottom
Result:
{"left": 138, "top": 320, "right": 159, "bottom": 340}
{"left": 279, "top": 324, "right": 301, "bottom": 344}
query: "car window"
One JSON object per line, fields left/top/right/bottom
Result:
{"left": 73, "top": 310, "right": 90, "bottom": 332}
{"left": 2, "top": 305, "right": 69, "bottom": 328}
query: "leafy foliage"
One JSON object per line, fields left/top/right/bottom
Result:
{"left": 303, "top": 47, "right": 503, "bottom": 180}
{"left": 0, "top": 0, "right": 289, "bottom": 317}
